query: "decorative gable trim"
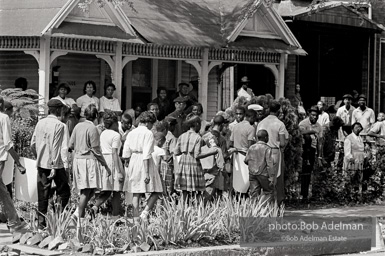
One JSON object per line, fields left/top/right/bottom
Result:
{"left": 41, "top": 0, "right": 136, "bottom": 37}
{"left": 227, "top": 0, "right": 302, "bottom": 49}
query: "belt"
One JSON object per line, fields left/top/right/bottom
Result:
{"left": 132, "top": 151, "right": 143, "bottom": 154}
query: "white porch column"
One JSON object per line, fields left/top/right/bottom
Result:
{"left": 114, "top": 42, "right": 123, "bottom": 104}
{"left": 277, "top": 53, "right": 286, "bottom": 99}
{"left": 39, "top": 36, "right": 51, "bottom": 112}
{"left": 200, "top": 48, "right": 209, "bottom": 121}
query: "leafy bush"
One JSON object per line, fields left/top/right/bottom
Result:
{"left": 311, "top": 146, "right": 385, "bottom": 205}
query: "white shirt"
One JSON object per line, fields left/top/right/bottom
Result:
{"left": 317, "top": 112, "right": 330, "bottom": 126}
{"left": 336, "top": 105, "right": 355, "bottom": 126}
{"left": 351, "top": 107, "right": 375, "bottom": 132}
{"left": 152, "top": 145, "right": 165, "bottom": 169}
{"left": 100, "top": 129, "right": 121, "bottom": 154}
{"left": 257, "top": 115, "right": 287, "bottom": 149}
{"left": 76, "top": 94, "right": 99, "bottom": 117}
{"left": 99, "top": 96, "right": 122, "bottom": 113}
{"left": 0, "top": 113, "right": 13, "bottom": 161}
{"left": 52, "top": 96, "right": 77, "bottom": 108}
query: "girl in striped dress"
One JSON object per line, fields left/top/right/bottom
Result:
{"left": 174, "top": 114, "right": 218, "bottom": 200}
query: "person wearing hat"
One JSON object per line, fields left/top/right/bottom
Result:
{"left": 31, "top": 99, "right": 71, "bottom": 228}
{"left": 0, "top": 96, "right": 30, "bottom": 233}
{"left": 336, "top": 94, "right": 356, "bottom": 140}
{"left": 298, "top": 106, "right": 323, "bottom": 203}
{"left": 171, "top": 82, "right": 197, "bottom": 112}
{"left": 52, "top": 82, "right": 80, "bottom": 136}
{"left": 237, "top": 76, "right": 255, "bottom": 100}
{"left": 166, "top": 96, "right": 188, "bottom": 138}
{"left": 248, "top": 104, "right": 264, "bottom": 125}
{"left": 351, "top": 94, "right": 375, "bottom": 132}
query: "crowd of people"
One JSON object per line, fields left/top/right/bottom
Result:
{"left": 0, "top": 77, "right": 384, "bottom": 233}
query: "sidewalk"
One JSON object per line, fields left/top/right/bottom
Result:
{"left": 285, "top": 204, "right": 385, "bottom": 217}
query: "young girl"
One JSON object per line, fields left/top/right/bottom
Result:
{"left": 91, "top": 110, "right": 124, "bottom": 217}
{"left": 174, "top": 114, "right": 218, "bottom": 200}
{"left": 122, "top": 111, "right": 163, "bottom": 222}
{"left": 69, "top": 104, "right": 111, "bottom": 221}
{"left": 152, "top": 132, "right": 167, "bottom": 195}
{"left": 191, "top": 103, "right": 208, "bottom": 136}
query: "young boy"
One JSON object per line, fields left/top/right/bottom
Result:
{"left": 201, "top": 133, "right": 225, "bottom": 202}
{"left": 152, "top": 132, "right": 167, "bottom": 195}
{"left": 244, "top": 129, "right": 275, "bottom": 200}
{"left": 368, "top": 112, "right": 385, "bottom": 146}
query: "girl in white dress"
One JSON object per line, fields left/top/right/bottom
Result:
{"left": 122, "top": 111, "right": 163, "bottom": 222}
{"left": 91, "top": 110, "right": 125, "bottom": 217}
{"left": 99, "top": 83, "right": 122, "bottom": 122}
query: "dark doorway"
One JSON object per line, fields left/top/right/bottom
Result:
{"left": 235, "top": 64, "right": 276, "bottom": 97}
{"left": 294, "top": 25, "right": 366, "bottom": 109}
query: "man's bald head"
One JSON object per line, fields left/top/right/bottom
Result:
{"left": 257, "top": 129, "right": 269, "bottom": 143}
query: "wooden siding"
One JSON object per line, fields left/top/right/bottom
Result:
{"left": 181, "top": 61, "right": 218, "bottom": 121}
{"left": 0, "top": 51, "right": 39, "bottom": 91}
{"left": 56, "top": 53, "right": 102, "bottom": 100}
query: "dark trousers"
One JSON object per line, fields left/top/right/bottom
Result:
{"left": 301, "top": 147, "right": 316, "bottom": 198}
{"left": 37, "top": 167, "right": 70, "bottom": 227}
{"left": 249, "top": 174, "right": 273, "bottom": 199}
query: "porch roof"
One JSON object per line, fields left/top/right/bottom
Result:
{"left": 123, "top": 0, "right": 305, "bottom": 55}
{"left": 275, "top": 0, "right": 385, "bottom": 31}
{"left": 0, "top": 0, "right": 67, "bottom": 36}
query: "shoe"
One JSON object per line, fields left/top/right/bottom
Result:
{"left": 9, "top": 221, "right": 29, "bottom": 234}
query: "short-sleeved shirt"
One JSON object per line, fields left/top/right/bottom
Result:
{"left": 174, "top": 130, "right": 201, "bottom": 158}
{"left": 336, "top": 105, "right": 355, "bottom": 126}
{"left": 351, "top": 107, "right": 375, "bottom": 131}
{"left": 100, "top": 129, "right": 122, "bottom": 154}
{"left": 0, "top": 113, "right": 13, "bottom": 161}
{"left": 122, "top": 125, "right": 154, "bottom": 160}
{"left": 299, "top": 118, "right": 323, "bottom": 149}
{"left": 76, "top": 94, "right": 99, "bottom": 117}
{"left": 99, "top": 96, "right": 122, "bottom": 113}
{"left": 230, "top": 120, "right": 255, "bottom": 150}
{"left": 245, "top": 141, "right": 274, "bottom": 176}
{"left": 69, "top": 120, "right": 102, "bottom": 158}
{"left": 257, "top": 115, "right": 287, "bottom": 149}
